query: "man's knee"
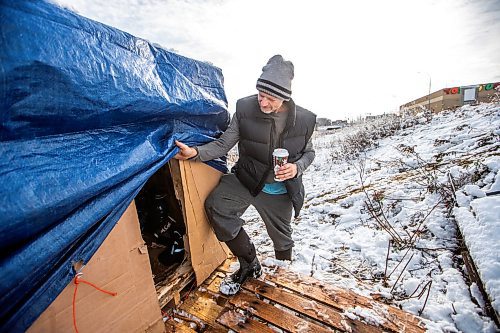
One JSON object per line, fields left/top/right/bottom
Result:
{"left": 204, "top": 191, "right": 217, "bottom": 224}
{"left": 204, "top": 188, "right": 221, "bottom": 214}
{"left": 204, "top": 191, "right": 214, "bottom": 212}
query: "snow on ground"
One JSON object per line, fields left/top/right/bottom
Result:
{"left": 454, "top": 154, "right": 500, "bottom": 318}
{"left": 242, "top": 102, "right": 500, "bottom": 332}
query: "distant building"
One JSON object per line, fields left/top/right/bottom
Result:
{"left": 316, "top": 117, "right": 332, "bottom": 127}
{"left": 332, "top": 120, "right": 348, "bottom": 127}
{"left": 316, "top": 120, "right": 348, "bottom": 132}
{"left": 400, "top": 82, "right": 500, "bottom": 114}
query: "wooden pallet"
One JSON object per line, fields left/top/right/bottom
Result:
{"left": 165, "top": 259, "right": 426, "bottom": 332}
{"left": 156, "top": 260, "right": 195, "bottom": 308}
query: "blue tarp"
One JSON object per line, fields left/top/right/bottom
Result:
{"left": 0, "top": 0, "right": 229, "bottom": 331}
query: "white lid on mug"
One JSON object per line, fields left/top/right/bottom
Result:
{"left": 273, "top": 148, "right": 289, "bottom": 157}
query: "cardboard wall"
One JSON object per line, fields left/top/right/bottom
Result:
{"left": 175, "top": 160, "right": 229, "bottom": 285}
{"left": 28, "top": 202, "right": 165, "bottom": 333}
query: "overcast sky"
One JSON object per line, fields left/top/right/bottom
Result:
{"left": 54, "top": 0, "right": 500, "bottom": 120}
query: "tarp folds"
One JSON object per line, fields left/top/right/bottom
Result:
{"left": 0, "top": 0, "right": 229, "bottom": 331}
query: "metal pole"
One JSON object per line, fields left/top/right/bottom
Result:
{"left": 427, "top": 76, "right": 432, "bottom": 112}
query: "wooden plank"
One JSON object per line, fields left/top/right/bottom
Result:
{"left": 164, "top": 319, "right": 197, "bottom": 333}
{"left": 229, "top": 290, "right": 332, "bottom": 333}
{"left": 266, "top": 268, "right": 425, "bottom": 333}
{"left": 216, "top": 308, "right": 275, "bottom": 333}
{"left": 204, "top": 273, "right": 225, "bottom": 294}
{"left": 243, "top": 279, "right": 381, "bottom": 333}
{"left": 216, "top": 256, "right": 238, "bottom": 273}
{"left": 170, "top": 313, "right": 208, "bottom": 332}
{"left": 201, "top": 270, "right": 221, "bottom": 288}
{"left": 200, "top": 269, "right": 424, "bottom": 332}
{"left": 178, "top": 292, "right": 227, "bottom": 332}
{"left": 204, "top": 328, "right": 230, "bottom": 333}
{"left": 156, "top": 261, "right": 195, "bottom": 308}
{"left": 175, "top": 296, "right": 270, "bottom": 333}
{"left": 462, "top": 249, "right": 500, "bottom": 325}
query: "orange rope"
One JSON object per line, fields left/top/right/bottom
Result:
{"left": 182, "top": 282, "right": 196, "bottom": 301}
{"left": 72, "top": 274, "right": 117, "bottom": 333}
{"left": 161, "top": 310, "right": 171, "bottom": 321}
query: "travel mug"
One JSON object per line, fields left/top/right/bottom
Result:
{"left": 273, "top": 148, "right": 289, "bottom": 182}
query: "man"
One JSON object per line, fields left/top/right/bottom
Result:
{"left": 174, "top": 55, "right": 316, "bottom": 295}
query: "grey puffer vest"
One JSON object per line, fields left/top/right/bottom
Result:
{"left": 233, "top": 94, "right": 316, "bottom": 217}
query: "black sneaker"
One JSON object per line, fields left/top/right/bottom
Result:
{"left": 219, "top": 257, "right": 262, "bottom": 296}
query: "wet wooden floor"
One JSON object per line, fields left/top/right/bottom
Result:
{"left": 165, "top": 258, "right": 426, "bottom": 333}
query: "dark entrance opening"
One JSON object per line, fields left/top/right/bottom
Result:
{"left": 135, "top": 164, "right": 186, "bottom": 284}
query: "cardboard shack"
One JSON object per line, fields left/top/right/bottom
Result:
{"left": 0, "top": 1, "right": 231, "bottom": 332}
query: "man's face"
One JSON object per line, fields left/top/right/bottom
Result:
{"left": 258, "top": 91, "right": 284, "bottom": 113}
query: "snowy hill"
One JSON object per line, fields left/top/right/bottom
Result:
{"left": 243, "top": 102, "right": 500, "bottom": 332}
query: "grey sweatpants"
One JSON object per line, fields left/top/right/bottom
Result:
{"left": 204, "top": 174, "right": 294, "bottom": 251}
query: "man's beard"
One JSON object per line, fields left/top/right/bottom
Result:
{"left": 260, "top": 105, "right": 279, "bottom": 114}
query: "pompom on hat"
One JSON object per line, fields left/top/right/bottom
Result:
{"left": 256, "top": 55, "right": 294, "bottom": 101}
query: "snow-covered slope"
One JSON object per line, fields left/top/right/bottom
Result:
{"left": 243, "top": 102, "right": 500, "bottom": 332}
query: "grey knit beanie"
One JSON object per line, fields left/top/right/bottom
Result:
{"left": 256, "top": 55, "right": 294, "bottom": 101}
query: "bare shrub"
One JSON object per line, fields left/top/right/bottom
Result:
{"left": 330, "top": 113, "right": 423, "bottom": 163}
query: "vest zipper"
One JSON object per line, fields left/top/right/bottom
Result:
{"left": 255, "top": 118, "right": 274, "bottom": 193}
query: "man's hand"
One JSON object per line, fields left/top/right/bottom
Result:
{"left": 174, "top": 140, "right": 198, "bottom": 160}
{"left": 275, "top": 163, "right": 297, "bottom": 181}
